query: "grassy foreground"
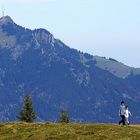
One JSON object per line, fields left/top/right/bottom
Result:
{"left": 0, "top": 123, "right": 140, "bottom": 140}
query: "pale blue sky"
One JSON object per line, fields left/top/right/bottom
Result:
{"left": 1, "top": 0, "right": 140, "bottom": 67}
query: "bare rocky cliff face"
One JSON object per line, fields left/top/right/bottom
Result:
{"left": 0, "top": 16, "right": 140, "bottom": 123}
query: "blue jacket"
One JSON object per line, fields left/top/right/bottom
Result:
{"left": 119, "top": 105, "right": 125, "bottom": 115}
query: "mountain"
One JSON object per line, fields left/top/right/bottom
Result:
{"left": 0, "top": 16, "right": 140, "bottom": 123}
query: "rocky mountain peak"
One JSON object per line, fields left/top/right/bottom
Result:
{"left": 0, "top": 16, "right": 14, "bottom": 25}
{"left": 33, "top": 28, "right": 55, "bottom": 45}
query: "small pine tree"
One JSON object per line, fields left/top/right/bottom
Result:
{"left": 17, "top": 95, "right": 37, "bottom": 123}
{"left": 59, "top": 108, "right": 70, "bottom": 123}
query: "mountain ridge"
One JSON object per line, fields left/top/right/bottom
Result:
{"left": 1, "top": 16, "right": 140, "bottom": 78}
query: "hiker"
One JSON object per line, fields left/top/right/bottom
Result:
{"left": 124, "top": 106, "right": 132, "bottom": 125}
{"left": 119, "top": 101, "right": 125, "bottom": 125}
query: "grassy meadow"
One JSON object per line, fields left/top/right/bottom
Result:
{"left": 0, "top": 122, "right": 140, "bottom": 140}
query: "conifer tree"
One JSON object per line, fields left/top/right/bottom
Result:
{"left": 18, "top": 95, "right": 37, "bottom": 123}
{"left": 59, "top": 108, "right": 70, "bottom": 123}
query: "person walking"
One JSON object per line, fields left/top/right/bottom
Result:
{"left": 124, "top": 106, "right": 132, "bottom": 125}
{"left": 119, "top": 101, "right": 125, "bottom": 125}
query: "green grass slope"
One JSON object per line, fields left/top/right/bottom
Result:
{"left": 0, "top": 123, "right": 140, "bottom": 140}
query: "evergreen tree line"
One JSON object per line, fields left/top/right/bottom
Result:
{"left": 17, "top": 95, "right": 70, "bottom": 123}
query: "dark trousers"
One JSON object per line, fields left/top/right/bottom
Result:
{"left": 119, "top": 115, "right": 125, "bottom": 125}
